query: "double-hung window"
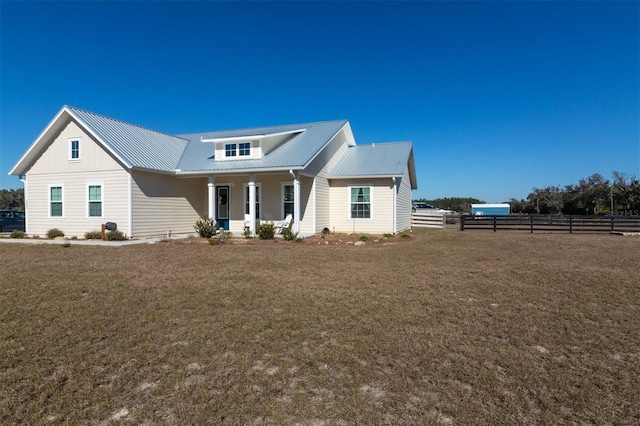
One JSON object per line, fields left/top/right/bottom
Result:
{"left": 68, "top": 138, "right": 80, "bottom": 160}
{"left": 245, "top": 185, "right": 261, "bottom": 219}
{"left": 283, "top": 185, "right": 294, "bottom": 217}
{"left": 49, "top": 185, "right": 63, "bottom": 217}
{"left": 88, "top": 184, "right": 103, "bottom": 217}
{"left": 350, "top": 186, "right": 371, "bottom": 219}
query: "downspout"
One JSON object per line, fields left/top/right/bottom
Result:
{"left": 20, "top": 175, "right": 27, "bottom": 233}
{"left": 392, "top": 177, "right": 397, "bottom": 234}
{"left": 128, "top": 172, "right": 133, "bottom": 238}
{"left": 289, "top": 169, "right": 300, "bottom": 234}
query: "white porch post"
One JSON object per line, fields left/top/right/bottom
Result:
{"left": 208, "top": 176, "right": 216, "bottom": 220}
{"left": 248, "top": 174, "right": 256, "bottom": 235}
{"left": 293, "top": 171, "right": 300, "bottom": 234}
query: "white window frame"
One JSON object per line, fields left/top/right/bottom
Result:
{"left": 68, "top": 138, "right": 81, "bottom": 161}
{"left": 282, "top": 183, "right": 294, "bottom": 219}
{"left": 225, "top": 143, "right": 237, "bottom": 158}
{"left": 348, "top": 185, "right": 373, "bottom": 220}
{"left": 48, "top": 184, "right": 64, "bottom": 218}
{"left": 238, "top": 142, "right": 251, "bottom": 157}
{"left": 243, "top": 183, "right": 262, "bottom": 219}
{"left": 87, "top": 182, "right": 104, "bottom": 219}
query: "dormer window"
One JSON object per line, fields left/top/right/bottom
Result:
{"left": 225, "top": 143, "right": 237, "bottom": 157}
{"left": 223, "top": 142, "right": 252, "bottom": 159}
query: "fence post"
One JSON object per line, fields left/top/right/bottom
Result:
{"left": 569, "top": 217, "right": 573, "bottom": 234}
{"left": 611, "top": 217, "right": 614, "bottom": 232}
{"left": 460, "top": 215, "right": 465, "bottom": 231}
{"left": 530, "top": 215, "right": 534, "bottom": 233}
{"left": 493, "top": 216, "right": 497, "bottom": 232}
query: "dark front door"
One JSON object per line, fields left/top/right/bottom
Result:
{"left": 216, "top": 186, "right": 230, "bottom": 230}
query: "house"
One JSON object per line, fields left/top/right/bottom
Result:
{"left": 9, "top": 106, "right": 417, "bottom": 238}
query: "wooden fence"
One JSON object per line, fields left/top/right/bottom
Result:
{"left": 411, "top": 212, "right": 461, "bottom": 230}
{"left": 460, "top": 215, "right": 640, "bottom": 233}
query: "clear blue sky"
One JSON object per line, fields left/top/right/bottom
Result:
{"left": 1, "top": 1, "right": 638, "bottom": 203}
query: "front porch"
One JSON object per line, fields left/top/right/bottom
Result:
{"left": 203, "top": 171, "right": 305, "bottom": 236}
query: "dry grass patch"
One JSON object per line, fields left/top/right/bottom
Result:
{"left": 1, "top": 230, "right": 639, "bottom": 424}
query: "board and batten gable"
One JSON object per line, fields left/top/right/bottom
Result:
{"left": 23, "top": 119, "right": 131, "bottom": 237}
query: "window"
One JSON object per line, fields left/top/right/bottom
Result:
{"left": 244, "top": 185, "right": 261, "bottom": 219}
{"left": 68, "top": 138, "right": 80, "bottom": 160}
{"left": 225, "top": 143, "right": 237, "bottom": 157}
{"left": 350, "top": 186, "right": 371, "bottom": 219}
{"left": 49, "top": 185, "right": 63, "bottom": 217}
{"left": 239, "top": 142, "right": 251, "bottom": 156}
{"left": 88, "top": 185, "right": 103, "bottom": 217}
{"left": 283, "top": 184, "right": 294, "bottom": 217}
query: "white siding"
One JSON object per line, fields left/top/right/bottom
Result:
{"left": 131, "top": 172, "right": 206, "bottom": 237}
{"left": 328, "top": 179, "right": 396, "bottom": 234}
{"left": 24, "top": 119, "right": 130, "bottom": 237}
{"left": 305, "top": 127, "right": 350, "bottom": 233}
{"left": 395, "top": 165, "right": 413, "bottom": 233}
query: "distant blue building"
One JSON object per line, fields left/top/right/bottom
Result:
{"left": 470, "top": 203, "right": 510, "bottom": 216}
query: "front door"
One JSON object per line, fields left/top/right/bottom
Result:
{"left": 217, "top": 186, "right": 229, "bottom": 230}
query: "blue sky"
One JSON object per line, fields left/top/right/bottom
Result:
{"left": 1, "top": 1, "right": 638, "bottom": 202}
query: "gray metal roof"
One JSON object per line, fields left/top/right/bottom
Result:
{"left": 328, "top": 142, "right": 414, "bottom": 178}
{"left": 10, "top": 106, "right": 415, "bottom": 190}
{"left": 68, "top": 106, "right": 189, "bottom": 171}
{"left": 176, "top": 120, "right": 348, "bottom": 172}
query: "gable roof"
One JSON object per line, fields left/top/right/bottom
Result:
{"left": 10, "top": 105, "right": 350, "bottom": 176}
{"left": 328, "top": 142, "right": 418, "bottom": 189}
{"left": 10, "top": 106, "right": 415, "bottom": 190}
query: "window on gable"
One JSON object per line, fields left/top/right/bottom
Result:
{"left": 88, "top": 185, "right": 103, "bottom": 217}
{"left": 69, "top": 138, "right": 80, "bottom": 160}
{"left": 225, "top": 143, "right": 237, "bottom": 157}
{"left": 50, "top": 186, "right": 63, "bottom": 217}
{"left": 350, "top": 187, "right": 371, "bottom": 219}
{"left": 239, "top": 142, "right": 251, "bottom": 156}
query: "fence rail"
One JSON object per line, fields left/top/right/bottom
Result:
{"left": 411, "top": 212, "right": 445, "bottom": 229}
{"left": 460, "top": 215, "right": 640, "bottom": 233}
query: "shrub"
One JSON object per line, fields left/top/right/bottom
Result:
{"left": 10, "top": 230, "right": 25, "bottom": 239}
{"left": 84, "top": 230, "right": 102, "bottom": 240}
{"left": 242, "top": 227, "right": 252, "bottom": 238}
{"left": 105, "top": 230, "right": 127, "bottom": 241}
{"left": 359, "top": 235, "right": 369, "bottom": 242}
{"left": 193, "top": 216, "right": 217, "bottom": 238}
{"left": 281, "top": 227, "right": 298, "bottom": 241}
{"left": 47, "top": 228, "right": 65, "bottom": 239}
{"left": 257, "top": 222, "right": 275, "bottom": 240}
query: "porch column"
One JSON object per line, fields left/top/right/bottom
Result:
{"left": 248, "top": 174, "right": 256, "bottom": 235}
{"left": 208, "top": 176, "right": 216, "bottom": 220}
{"left": 293, "top": 171, "right": 300, "bottom": 234}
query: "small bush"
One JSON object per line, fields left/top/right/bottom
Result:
{"left": 242, "top": 227, "right": 252, "bottom": 238}
{"left": 105, "top": 230, "right": 127, "bottom": 241}
{"left": 257, "top": 223, "right": 275, "bottom": 240}
{"left": 10, "top": 230, "right": 25, "bottom": 239}
{"left": 47, "top": 228, "right": 65, "bottom": 239}
{"left": 193, "top": 216, "right": 217, "bottom": 238}
{"left": 84, "top": 230, "right": 102, "bottom": 240}
{"left": 359, "top": 235, "right": 369, "bottom": 242}
{"left": 208, "top": 237, "right": 221, "bottom": 245}
{"left": 281, "top": 227, "right": 298, "bottom": 241}
{"left": 383, "top": 233, "right": 394, "bottom": 238}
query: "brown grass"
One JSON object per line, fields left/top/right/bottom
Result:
{"left": 1, "top": 230, "right": 639, "bottom": 424}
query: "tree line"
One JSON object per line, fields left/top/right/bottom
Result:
{"left": 0, "top": 189, "right": 24, "bottom": 211}
{"left": 416, "top": 172, "right": 640, "bottom": 215}
{"left": 510, "top": 172, "right": 639, "bottom": 215}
